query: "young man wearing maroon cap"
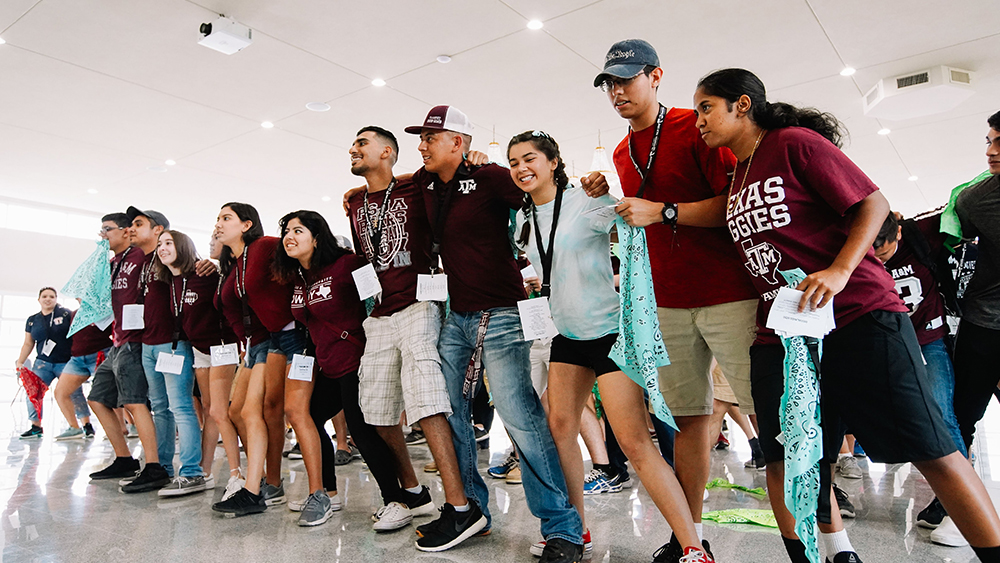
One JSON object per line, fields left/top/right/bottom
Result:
{"left": 87, "top": 207, "right": 170, "bottom": 493}
{"left": 402, "top": 105, "right": 585, "bottom": 562}
{"left": 599, "top": 39, "right": 759, "bottom": 561}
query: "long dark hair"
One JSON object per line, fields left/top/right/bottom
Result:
{"left": 507, "top": 130, "right": 570, "bottom": 248}
{"left": 697, "top": 68, "right": 847, "bottom": 148}
{"left": 152, "top": 230, "right": 200, "bottom": 281}
{"left": 273, "top": 210, "right": 352, "bottom": 284}
{"left": 218, "top": 202, "right": 264, "bottom": 276}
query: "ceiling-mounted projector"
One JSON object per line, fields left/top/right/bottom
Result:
{"left": 198, "top": 17, "right": 252, "bottom": 55}
{"left": 862, "top": 65, "right": 974, "bottom": 121}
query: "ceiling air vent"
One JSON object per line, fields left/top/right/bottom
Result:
{"left": 863, "top": 65, "right": 974, "bottom": 120}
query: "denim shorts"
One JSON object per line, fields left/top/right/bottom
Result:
{"left": 269, "top": 326, "right": 308, "bottom": 365}
{"left": 62, "top": 349, "right": 108, "bottom": 377}
{"left": 244, "top": 340, "right": 270, "bottom": 369}
{"left": 87, "top": 342, "right": 148, "bottom": 408}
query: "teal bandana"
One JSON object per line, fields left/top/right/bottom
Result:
{"left": 63, "top": 239, "right": 113, "bottom": 337}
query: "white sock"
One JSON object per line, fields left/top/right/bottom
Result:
{"left": 821, "top": 530, "right": 854, "bottom": 555}
{"left": 453, "top": 503, "right": 470, "bottom": 512}
{"left": 405, "top": 485, "right": 423, "bottom": 495}
{"left": 694, "top": 523, "right": 703, "bottom": 542}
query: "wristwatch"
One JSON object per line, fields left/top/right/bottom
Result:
{"left": 661, "top": 202, "right": 678, "bottom": 226}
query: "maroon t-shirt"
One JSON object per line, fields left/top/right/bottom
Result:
{"left": 142, "top": 268, "right": 175, "bottom": 346}
{"left": 412, "top": 163, "right": 525, "bottom": 313}
{"left": 725, "top": 127, "right": 906, "bottom": 345}
{"left": 239, "top": 237, "right": 294, "bottom": 333}
{"left": 217, "top": 266, "right": 271, "bottom": 350}
{"left": 111, "top": 247, "right": 149, "bottom": 346}
{"left": 613, "top": 107, "right": 758, "bottom": 308}
{"left": 348, "top": 178, "right": 434, "bottom": 317}
{"left": 291, "top": 255, "right": 367, "bottom": 378}
{"left": 69, "top": 313, "right": 112, "bottom": 357}
{"left": 883, "top": 214, "right": 948, "bottom": 345}
{"left": 173, "top": 271, "right": 227, "bottom": 354}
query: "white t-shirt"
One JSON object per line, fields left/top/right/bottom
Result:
{"left": 516, "top": 186, "right": 620, "bottom": 340}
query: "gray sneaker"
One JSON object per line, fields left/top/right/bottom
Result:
{"left": 158, "top": 476, "right": 208, "bottom": 497}
{"left": 298, "top": 489, "right": 335, "bottom": 527}
{"left": 55, "top": 427, "right": 85, "bottom": 441}
{"left": 838, "top": 454, "right": 863, "bottom": 479}
{"left": 260, "top": 478, "right": 286, "bottom": 506}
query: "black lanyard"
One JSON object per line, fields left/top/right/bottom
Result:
{"left": 110, "top": 247, "right": 132, "bottom": 287}
{"left": 136, "top": 256, "right": 151, "bottom": 305}
{"left": 627, "top": 104, "right": 667, "bottom": 199}
{"left": 170, "top": 276, "right": 188, "bottom": 351}
{"left": 362, "top": 179, "right": 397, "bottom": 266}
{"left": 428, "top": 162, "right": 470, "bottom": 273}
{"left": 234, "top": 244, "right": 253, "bottom": 333}
{"left": 531, "top": 187, "right": 563, "bottom": 298}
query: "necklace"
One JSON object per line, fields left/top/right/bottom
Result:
{"left": 727, "top": 129, "right": 767, "bottom": 217}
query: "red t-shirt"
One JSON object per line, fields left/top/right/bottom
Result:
{"left": 883, "top": 215, "right": 948, "bottom": 345}
{"left": 69, "top": 314, "right": 112, "bottom": 357}
{"left": 111, "top": 247, "right": 149, "bottom": 345}
{"left": 217, "top": 266, "right": 271, "bottom": 350}
{"left": 238, "top": 237, "right": 295, "bottom": 333}
{"left": 348, "top": 178, "right": 434, "bottom": 317}
{"left": 291, "top": 255, "right": 367, "bottom": 378}
{"left": 173, "top": 271, "right": 228, "bottom": 354}
{"left": 142, "top": 266, "right": 175, "bottom": 346}
{"left": 725, "top": 127, "right": 906, "bottom": 344}
{"left": 412, "top": 163, "right": 525, "bottom": 313}
{"left": 613, "top": 107, "right": 758, "bottom": 308}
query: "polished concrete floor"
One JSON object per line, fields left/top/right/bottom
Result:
{"left": 1, "top": 374, "right": 997, "bottom": 563}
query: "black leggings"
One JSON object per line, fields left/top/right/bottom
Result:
{"left": 311, "top": 371, "right": 404, "bottom": 504}
{"left": 953, "top": 320, "right": 1000, "bottom": 451}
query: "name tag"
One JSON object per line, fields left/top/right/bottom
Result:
{"left": 155, "top": 351, "right": 185, "bottom": 375}
{"left": 416, "top": 274, "right": 448, "bottom": 302}
{"left": 288, "top": 354, "right": 315, "bottom": 382}
{"left": 210, "top": 343, "right": 239, "bottom": 366}
{"left": 121, "top": 304, "right": 145, "bottom": 330}
{"left": 95, "top": 315, "right": 114, "bottom": 331}
{"left": 352, "top": 263, "right": 383, "bottom": 301}
{"left": 41, "top": 339, "right": 57, "bottom": 356}
{"left": 517, "top": 297, "right": 559, "bottom": 341}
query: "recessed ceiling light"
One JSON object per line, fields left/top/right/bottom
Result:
{"left": 87, "top": 188, "right": 98, "bottom": 194}
{"left": 261, "top": 121, "right": 274, "bottom": 129}
{"left": 908, "top": 175, "right": 919, "bottom": 182}
{"left": 436, "top": 55, "right": 452, "bottom": 64}
{"left": 306, "top": 102, "right": 331, "bottom": 112}
{"left": 371, "top": 78, "right": 386, "bottom": 87}
{"left": 321, "top": 196, "right": 331, "bottom": 202}
{"left": 877, "top": 128, "right": 890, "bottom": 136}
{"left": 527, "top": 20, "right": 543, "bottom": 30}
{"left": 0, "top": 37, "right": 6, "bottom": 45}
{"left": 840, "top": 67, "right": 856, "bottom": 76}
{"left": 165, "top": 159, "right": 176, "bottom": 166}
{"left": 147, "top": 166, "right": 168, "bottom": 173}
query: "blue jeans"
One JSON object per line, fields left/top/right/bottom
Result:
{"left": 439, "top": 307, "right": 581, "bottom": 543}
{"left": 142, "top": 342, "right": 203, "bottom": 477}
{"left": 922, "top": 338, "right": 967, "bottom": 457}
{"left": 25, "top": 358, "right": 88, "bottom": 423}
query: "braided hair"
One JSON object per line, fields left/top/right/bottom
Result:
{"left": 507, "top": 130, "right": 570, "bottom": 248}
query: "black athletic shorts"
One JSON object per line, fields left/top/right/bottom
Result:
{"left": 751, "top": 309, "right": 957, "bottom": 465}
{"left": 549, "top": 333, "right": 621, "bottom": 377}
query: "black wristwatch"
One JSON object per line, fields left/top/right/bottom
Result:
{"left": 661, "top": 202, "right": 678, "bottom": 226}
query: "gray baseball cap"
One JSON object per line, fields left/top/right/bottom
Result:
{"left": 126, "top": 206, "right": 170, "bottom": 230}
{"left": 594, "top": 39, "right": 660, "bottom": 87}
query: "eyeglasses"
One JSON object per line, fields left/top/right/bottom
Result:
{"left": 598, "top": 72, "right": 644, "bottom": 93}
{"left": 98, "top": 226, "right": 124, "bottom": 235}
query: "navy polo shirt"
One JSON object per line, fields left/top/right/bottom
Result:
{"left": 25, "top": 305, "right": 73, "bottom": 363}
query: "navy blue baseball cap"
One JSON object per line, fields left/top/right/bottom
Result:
{"left": 593, "top": 39, "right": 660, "bottom": 87}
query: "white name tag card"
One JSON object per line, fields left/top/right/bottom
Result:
{"left": 764, "top": 287, "right": 835, "bottom": 339}
{"left": 121, "top": 304, "right": 145, "bottom": 331}
{"left": 517, "top": 297, "right": 559, "bottom": 341}
{"left": 288, "top": 354, "right": 315, "bottom": 382}
{"left": 41, "top": 339, "right": 57, "bottom": 356}
{"left": 210, "top": 344, "right": 239, "bottom": 366}
{"left": 352, "top": 263, "right": 383, "bottom": 301}
{"left": 155, "top": 351, "right": 185, "bottom": 375}
{"left": 416, "top": 274, "right": 448, "bottom": 302}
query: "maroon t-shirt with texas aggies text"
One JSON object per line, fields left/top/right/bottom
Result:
{"left": 348, "top": 178, "right": 434, "bottom": 317}
{"left": 613, "top": 107, "right": 758, "bottom": 308}
{"left": 726, "top": 127, "right": 905, "bottom": 345}
{"left": 142, "top": 267, "right": 175, "bottom": 346}
{"left": 883, "top": 214, "right": 948, "bottom": 345}
{"left": 173, "top": 271, "right": 228, "bottom": 354}
{"left": 412, "top": 163, "right": 525, "bottom": 313}
{"left": 111, "top": 247, "right": 148, "bottom": 346}
{"left": 291, "top": 255, "right": 367, "bottom": 378}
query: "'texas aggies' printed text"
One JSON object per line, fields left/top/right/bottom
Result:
{"left": 354, "top": 197, "right": 412, "bottom": 272}
{"left": 113, "top": 261, "right": 138, "bottom": 290}
{"left": 728, "top": 175, "right": 791, "bottom": 302}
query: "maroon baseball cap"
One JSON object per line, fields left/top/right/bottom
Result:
{"left": 404, "top": 105, "right": 474, "bottom": 136}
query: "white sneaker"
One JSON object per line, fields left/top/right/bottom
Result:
{"left": 291, "top": 492, "right": 342, "bottom": 512}
{"left": 838, "top": 454, "right": 863, "bottom": 479}
{"left": 373, "top": 501, "right": 413, "bottom": 532}
{"left": 221, "top": 474, "right": 245, "bottom": 502}
{"left": 204, "top": 474, "right": 215, "bottom": 490}
{"left": 930, "top": 516, "right": 969, "bottom": 547}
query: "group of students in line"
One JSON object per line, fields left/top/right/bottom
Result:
{"left": 14, "top": 37, "right": 1000, "bottom": 563}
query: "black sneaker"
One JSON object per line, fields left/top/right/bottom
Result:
{"left": 833, "top": 483, "right": 856, "bottom": 519}
{"left": 89, "top": 457, "right": 140, "bottom": 480}
{"left": 19, "top": 425, "right": 43, "bottom": 440}
{"left": 121, "top": 463, "right": 171, "bottom": 493}
{"left": 283, "top": 443, "right": 301, "bottom": 459}
{"left": 83, "top": 423, "right": 96, "bottom": 439}
{"left": 652, "top": 534, "right": 713, "bottom": 563}
{"left": 415, "top": 503, "right": 487, "bottom": 552}
{"left": 539, "top": 537, "right": 584, "bottom": 563}
{"left": 917, "top": 497, "right": 946, "bottom": 529}
{"left": 212, "top": 487, "right": 267, "bottom": 517}
{"left": 406, "top": 429, "right": 426, "bottom": 445}
{"left": 826, "top": 552, "right": 863, "bottom": 563}
{"left": 402, "top": 485, "right": 436, "bottom": 517}
{"left": 474, "top": 427, "right": 490, "bottom": 443}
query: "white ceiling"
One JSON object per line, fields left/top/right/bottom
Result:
{"left": 1, "top": 0, "right": 998, "bottom": 241}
